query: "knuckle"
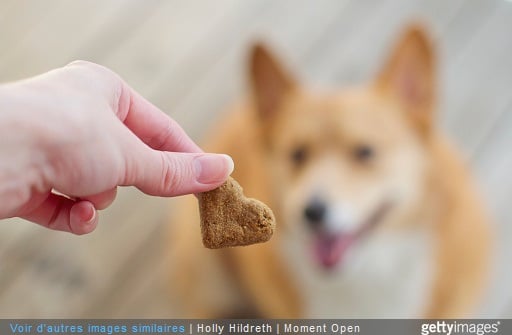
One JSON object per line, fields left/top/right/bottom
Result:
{"left": 66, "top": 60, "right": 104, "bottom": 72}
{"left": 65, "top": 60, "right": 119, "bottom": 84}
{"left": 110, "top": 76, "right": 125, "bottom": 116}
{"left": 149, "top": 119, "right": 175, "bottom": 150}
{"left": 159, "top": 153, "right": 185, "bottom": 194}
{"left": 65, "top": 59, "right": 92, "bottom": 68}
{"left": 65, "top": 60, "right": 125, "bottom": 116}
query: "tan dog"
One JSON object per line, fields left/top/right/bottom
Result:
{"left": 168, "top": 24, "right": 491, "bottom": 318}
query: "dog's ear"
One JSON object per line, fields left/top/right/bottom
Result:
{"left": 250, "top": 43, "right": 297, "bottom": 121}
{"left": 376, "top": 24, "right": 436, "bottom": 133}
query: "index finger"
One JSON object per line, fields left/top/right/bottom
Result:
{"left": 117, "top": 84, "right": 202, "bottom": 153}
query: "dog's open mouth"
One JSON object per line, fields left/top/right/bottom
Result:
{"left": 313, "top": 202, "right": 392, "bottom": 269}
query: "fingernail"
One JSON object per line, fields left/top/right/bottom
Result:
{"left": 194, "top": 154, "right": 234, "bottom": 184}
{"left": 81, "top": 203, "right": 96, "bottom": 223}
{"left": 70, "top": 202, "right": 98, "bottom": 235}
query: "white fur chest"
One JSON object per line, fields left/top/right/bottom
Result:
{"left": 281, "top": 228, "right": 434, "bottom": 318}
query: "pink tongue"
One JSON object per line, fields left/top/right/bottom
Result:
{"left": 314, "top": 234, "right": 355, "bottom": 269}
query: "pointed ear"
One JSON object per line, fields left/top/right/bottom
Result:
{"left": 249, "top": 43, "right": 297, "bottom": 121}
{"left": 376, "top": 24, "right": 436, "bottom": 133}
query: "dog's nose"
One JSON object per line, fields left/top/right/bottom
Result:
{"left": 303, "top": 199, "right": 327, "bottom": 226}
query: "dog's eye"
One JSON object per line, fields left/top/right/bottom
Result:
{"left": 291, "top": 146, "right": 308, "bottom": 167}
{"left": 353, "top": 145, "right": 374, "bottom": 162}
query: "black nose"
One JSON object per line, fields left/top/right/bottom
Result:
{"left": 303, "top": 200, "right": 327, "bottom": 225}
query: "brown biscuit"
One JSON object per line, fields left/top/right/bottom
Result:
{"left": 198, "top": 176, "right": 276, "bottom": 249}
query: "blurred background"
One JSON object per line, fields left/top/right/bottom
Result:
{"left": 0, "top": 0, "right": 511, "bottom": 317}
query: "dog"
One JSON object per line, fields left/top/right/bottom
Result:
{"left": 167, "top": 24, "right": 492, "bottom": 318}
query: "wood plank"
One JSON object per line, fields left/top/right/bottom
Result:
{"left": 470, "top": 99, "right": 512, "bottom": 317}
{"left": 0, "top": 1, "right": 171, "bottom": 81}
{"left": 152, "top": 0, "right": 353, "bottom": 139}
{"left": 103, "top": 0, "right": 250, "bottom": 98}
{"left": 144, "top": 0, "right": 296, "bottom": 129}
{"left": 440, "top": 0, "right": 501, "bottom": 60}
{"left": 68, "top": 0, "right": 176, "bottom": 65}
{"left": 0, "top": 222, "right": 50, "bottom": 297}
{"left": 0, "top": 230, "right": 97, "bottom": 317}
{"left": 80, "top": 220, "right": 173, "bottom": 317}
{"left": 0, "top": 0, "right": 111, "bottom": 80}
{"left": 313, "top": 0, "right": 467, "bottom": 84}
{"left": 442, "top": 1, "right": 512, "bottom": 154}
{"left": 0, "top": 193, "right": 170, "bottom": 317}
{"left": 0, "top": 0, "right": 68, "bottom": 66}
{"left": 0, "top": 0, "right": 19, "bottom": 24}
{"left": 438, "top": 2, "right": 512, "bottom": 317}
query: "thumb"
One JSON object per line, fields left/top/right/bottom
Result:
{"left": 129, "top": 150, "right": 234, "bottom": 196}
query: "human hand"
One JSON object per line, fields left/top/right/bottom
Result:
{"left": 0, "top": 61, "right": 233, "bottom": 235}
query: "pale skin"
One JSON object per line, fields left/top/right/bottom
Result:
{"left": 0, "top": 61, "right": 234, "bottom": 235}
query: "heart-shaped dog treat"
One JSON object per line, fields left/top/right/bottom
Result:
{"left": 198, "top": 177, "right": 275, "bottom": 249}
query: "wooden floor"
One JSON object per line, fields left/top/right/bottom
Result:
{"left": 1, "top": 0, "right": 511, "bottom": 317}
